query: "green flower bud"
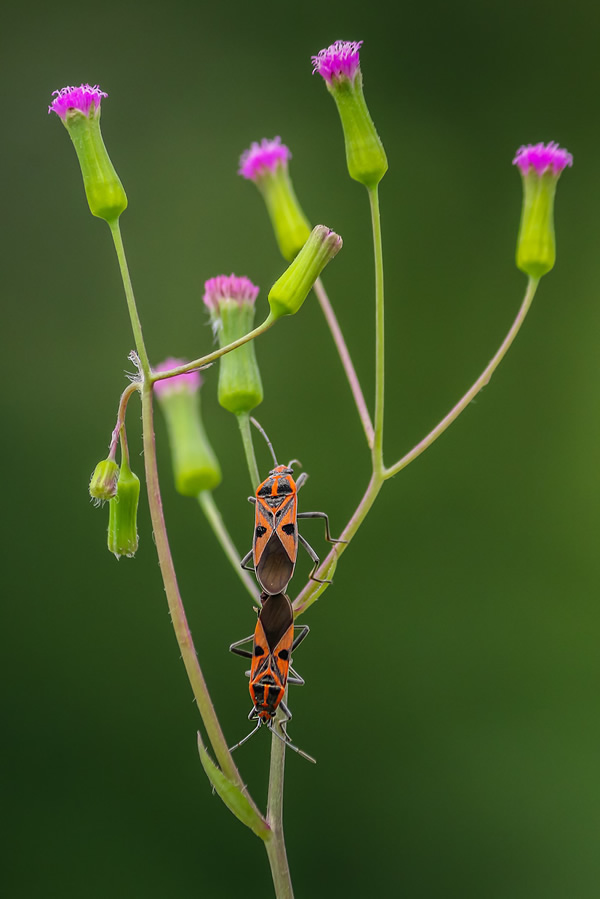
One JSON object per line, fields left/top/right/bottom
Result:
{"left": 268, "top": 226, "right": 343, "bottom": 319}
{"left": 202, "top": 277, "right": 264, "bottom": 415}
{"left": 312, "top": 41, "right": 388, "bottom": 189}
{"left": 154, "top": 360, "right": 222, "bottom": 495}
{"left": 107, "top": 459, "right": 140, "bottom": 559}
{"left": 49, "top": 85, "right": 127, "bottom": 223}
{"left": 513, "top": 142, "right": 573, "bottom": 279}
{"left": 238, "top": 138, "right": 311, "bottom": 261}
{"left": 89, "top": 457, "right": 119, "bottom": 504}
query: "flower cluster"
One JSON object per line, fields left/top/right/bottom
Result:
{"left": 238, "top": 137, "right": 291, "bottom": 182}
{"left": 203, "top": 274, "right": 260, "bottom": 310}
{"left": 311, "top": 40, "right": 363, "bottom": 84}
{"left": 48, "top": 84, "right": 107, "bottom": 119}
{"left": 513, "top": 142, "right": 573, "bottom": 177}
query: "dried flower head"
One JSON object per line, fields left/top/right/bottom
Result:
{"left": 48, "top": 84, "right": 108, "bottom": 119}
{"left": 238, "top": 137, "right": 292, "bottom": 182}
{"left": 153, "top": 358, "right": 202, "bottom": 397}
{"left": 203, "top": 275, "right": 259, "bottom": 311}
{"left": 311, "top": 40, "right": 363, "bottom": 84}
{"left": 513, "top": 142, "right": 573, "bottom": 177}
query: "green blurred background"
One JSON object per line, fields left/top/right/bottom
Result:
{"left": 3, "top": 1, "right": 600, "bottom": 896}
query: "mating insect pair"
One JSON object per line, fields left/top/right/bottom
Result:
{"left": 240, "top": 418, "right": 345, "bottom": 596}
{"left": 229, "top": 591, "right": 315, "bottom": 763}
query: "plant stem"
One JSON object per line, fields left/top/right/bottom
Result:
{"left": 151, "top": 314, "right": 277, "bottom": 382}
{"left": 384, "top": 277, "right": 540, "bottom": 479}
{"left": 140, "top": 382, "right": 248, "bottom": 785}
{"left": 369, "top": 187, "right": 385, "bottom": 476}
{"left": 313, "top": 277, "right": 374, "bottom": 448}
{"left": 265, "top": 702, "right": 294, "bottom": 899}
{"left": 109, "top": 382, "right": 140, "bottom": 458}
{"left": 293, "top": 472, "right": 383, "bottom": 617}
{"left": 237, "top": 412, "right": 261, "bottom": 490}
{"left": 109, "top": 220, "right": 151, "bottom": 374}
{"left": 197, "top": 490, "right": 259, "bottom": 604}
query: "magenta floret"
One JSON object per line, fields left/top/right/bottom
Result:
{"left": 513, "top": 142, "right": 573, "bottom": 177}
{"left": 238, "top": 137, "right": 291, "bottom": 181}
{"left": 153, "top": 358, "right": 202, "bottom": 397}
{"left": 48, "top": 84, "right": 108, "bottom": 119}
{"left": 203, "top": 274, "right": 259, "bottom": 309}
{"left": 311, "top": 40, "right": 363, "bottom": 84}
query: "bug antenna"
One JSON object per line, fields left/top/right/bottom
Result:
{"left": 250, "top": 417, "right": 279, "bottom": 468}
{"left": 269, "top": 721, "right": 317, "bottom": 764}
{"left": 229, "top": 718, "right": 262, "bottom": 753}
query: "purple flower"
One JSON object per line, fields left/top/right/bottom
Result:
{"left": 513, "top": 142, "right": 573, "bottom": 177}
{"left": 238, "top": 137, "right": 291, "bottom": 182}
{"left": 311, "top": 40, "right": 363, "bottom": 85}
{"left": 48, "top": 84, "right": 108, "bottom": 119}
{"left": 153, "top": 358, "right": 202, "bottom": 397}
{"left": 203, "top": 274, "right": 259, "bottom": 310}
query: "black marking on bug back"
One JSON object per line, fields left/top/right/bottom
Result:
{"left": 281, "top": 523, "right": 295, "bottom": 536}
{"left": 256, "top": 525, "right": 267, "bottom": 538}
{"left": 260, "top": 593, "right": 293, "bottom": 650}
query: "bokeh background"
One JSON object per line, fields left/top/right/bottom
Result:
{"left": 2, "top": 1, "right": 600, "bottom": 896}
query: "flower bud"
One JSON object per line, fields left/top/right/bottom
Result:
{"left": 268, "top": 226, "right": 342, "bottom": 319}
{"left": 513, "top": 142, "right": 573, "bottom": 279}
{"left": 49, "top": 84, "right": 128, "bottom": 222}
{"left": 107, "top": 460, "right": 140, "bottom": 559}
{"left": 312, "top": 41, "right": 388, "bottom": 189}
{"left": 238, "top": 137, "right": 311, "bottom": 261}
{"left": 203, "top": 276, "right": 264, "bottom": 415}
{"left": 89, "top": 457, "right": 119, "bottom": 504}
{"left": 154, "top": 360, "right": 222, "bottom": 495}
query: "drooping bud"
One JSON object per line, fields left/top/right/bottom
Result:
{"left": 107, "top": 459, "right": 140, "bottom": 559}
{"left": 154, "top": 359, "right": 222, "bottom": 495}
{"left": 49, "top": 84, "right": 128, "bottom": 222}
{"left": 513, "top": 142, "right": 573, "bottom": 279}
{"left": 312, "top": 41, "right": 387, "bottom": 189}
{"left": 268, "top": 226, "right": 342, "bottom": 319}
{"left": 202, "top": 276, "right": 264, "bottom": 415}
{"left": 239, "top": 137, "right": 311, "bottom": 261}
{"left": 89, "top": 457, "right": 119, "bottom": 504}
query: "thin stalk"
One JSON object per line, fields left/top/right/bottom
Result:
{"left": 264, "top": 701, "right": 294, "bottom": 899}
{"left": 385, "top": 277, "right": 540, "bottom": 479}
{"left": 151, "top": 314, "right": 277, "bottom": 382}
{"left": 109, "top": 220, "right": 151, "bottom": 374}
{"left": 369, "top": 187, "right": 385, "bottom": 475}
{"left": 237, "top": 412, "right": 261, "bottom": 490}
{"left": 313, "top": 277, "right": 374, "bottom": 448}
{"left": 197, "top": 490, "right": 259, "bottom": 604}
{"left": 140, "top": 382, "right": 249, "bottom": 786}
{"left": 109, "top": 382, "right": 140, "bottom": 458}
{"left": 293, "top": 472, "right": 383, "bottom": 617}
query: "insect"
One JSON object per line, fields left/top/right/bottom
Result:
{"left": 229, "top": 592, "right": 315, "bottom": 763}
{"left": 240, "top": 418, "right": 346, "bottom": 595}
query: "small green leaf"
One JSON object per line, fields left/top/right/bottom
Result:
{"left": 196, "top": 732, "right": 271, "bottom": 841}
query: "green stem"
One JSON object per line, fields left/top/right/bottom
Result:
{"left": 369, "top": 186, "right": 385, "bottom": 475}
{"left": 265, "top": 700, "right": 294, "bottom": 899}
{"left": 109, "top": 220, "right": 151, "bottom": 374}
{"left": 151, "top": 314, "right": 277, "bottom": 383}
{"left": 237, "top": 412, "right": 261, "bottom": 490}
{"left": 197, "top": 490, "right": 259, "bottom": 604}
{"left": 384, "top": 277, "right": 540, "bottom": 479}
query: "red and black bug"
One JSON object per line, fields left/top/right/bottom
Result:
{"left": 229, "top": 592, "right": 314, "bottom": 763}
{"left": 240, "top": 418, "right": 345, "bottom": 595}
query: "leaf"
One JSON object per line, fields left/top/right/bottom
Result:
{"left": 196, "top": 732, "right": 271, "bottom": 841}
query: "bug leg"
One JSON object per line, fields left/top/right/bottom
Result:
{"left": 298, "top": 534, "right": 331, "bottom": 584}
{"left": 291, "top": 624, "right": 310, "bottom": 651}
{"left": 287, "top": 666, "right": 305, "bottom": 686}
{"left": 295, "top": 472, "right": 309, "bottom": 491}
{"left": 229, "top": 635, "right": 254, "bottom": 658}
{"left": 229, "top": 716, "right": 262, "bottom": 753}
{"left": 248, "top": 496, "right": 256, "bottom": 505}
{"left": 269, "top": 707, "right": 316, "bottom": 764}
{"left": 240, "top": 549, "right": 255, "bottom": 573}
{"left": 296, "top": 510, "right": 346, "bottom": 544}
